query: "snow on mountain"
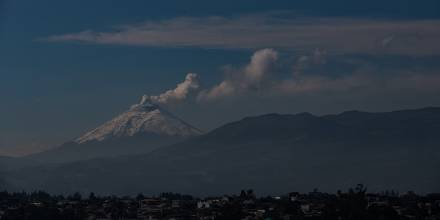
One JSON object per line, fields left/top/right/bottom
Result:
{"left": 75, "top": 95, "right": 202, "bottom": 144}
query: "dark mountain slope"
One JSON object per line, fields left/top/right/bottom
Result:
{"left": 324, "top": 107, "right": 440, "bottom": 141}
{"left": 199, "top": 113, "right": 354, "bottom": 144}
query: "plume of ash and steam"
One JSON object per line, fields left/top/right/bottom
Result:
{"left": 198, "top": 48, "right": 278, "bottom": 101}
{"left": 138, "top": 47, "right": 436, "bottom": 106}
{"left": 141, "top": 48, "right": 279, "bottom": 104}
{"left": 141, "top": 73, "right": 200, "bottom": 105}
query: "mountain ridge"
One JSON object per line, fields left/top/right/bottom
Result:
{"left": 5, "top": 106, "right": 440, "bottom": 195}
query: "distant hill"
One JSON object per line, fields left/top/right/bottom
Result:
{"left": 4, "top": 107, "right": 440, "bottom": 195}
{"left": 0, "top": 156, "right": 34, "bottom": 171}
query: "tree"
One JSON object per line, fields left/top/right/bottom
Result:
{"left": 136, "top": 193, "right": 145, "bottom": 201}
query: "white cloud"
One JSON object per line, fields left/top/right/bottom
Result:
{"left": 43, "top": 14, "right": 440, "bottom": 55}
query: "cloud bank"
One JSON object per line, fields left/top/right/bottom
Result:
{"left": 44, "top": 14, "right": 440, "bottom": 55}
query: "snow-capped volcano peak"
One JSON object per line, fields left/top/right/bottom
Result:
{"left": 74, "top": 96, "right": 202, "bottom": 144}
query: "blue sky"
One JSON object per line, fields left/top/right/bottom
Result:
{"left": 1, "top": 0, "right": 440, "bottom": 155}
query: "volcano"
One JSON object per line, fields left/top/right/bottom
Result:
{"left": 26, "top": 96, "right": 202, "bottom": 163}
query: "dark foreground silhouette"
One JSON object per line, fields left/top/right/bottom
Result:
{"left": 1, "top": 185, "right": 439, "bottom": 220}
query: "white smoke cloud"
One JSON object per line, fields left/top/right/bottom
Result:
{"left": 146, "top": 73, "right": 200, "bottom": 104}
{"left": 140, "top": 49, "right": 278, "bottom": 104}
{"left": 244, "top": 48, "right": 278, "bottom": 85}
{"left": 198, "top": 48, "right": 278, "bottom": 101}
